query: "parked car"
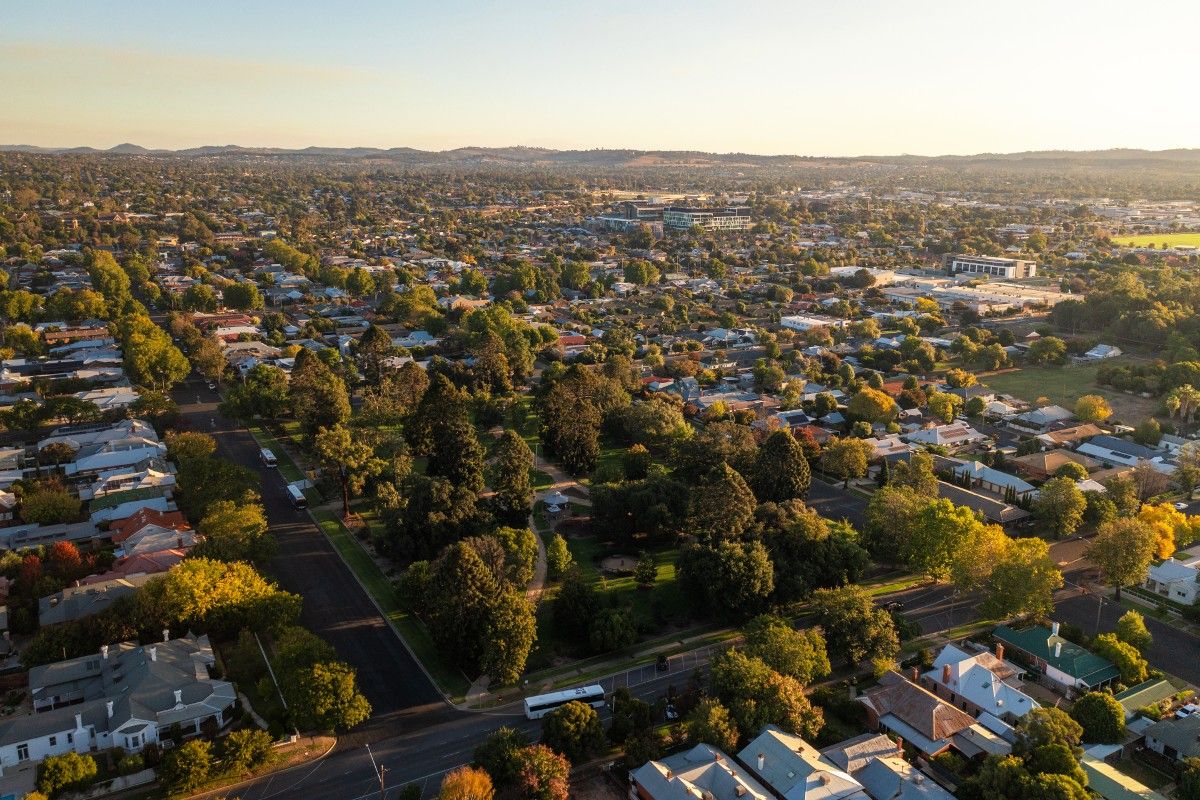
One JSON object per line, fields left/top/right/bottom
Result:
{"left": 1174, "top": 501, "right": 1189, "bottom": 511}
{"left": 656, "top": 654, "right": 669, "bottom": 672}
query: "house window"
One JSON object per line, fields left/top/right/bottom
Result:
{"left": 48, "top": 736, "right": 56, "bottom": 746}
{"left": 67, "top": 733, "right": 73, "bottom": 744}
{"left": 17, "top": 743, "right": 28, "bottom": 761}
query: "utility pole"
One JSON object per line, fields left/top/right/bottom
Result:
{"left": 366, "top": 744, "right": 386, "bottom": 797}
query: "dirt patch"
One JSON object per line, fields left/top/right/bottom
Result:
{"left": 570, "top": 772, "right": 626, "bottom": 800}
{"left": 600, "top": 555, "right": 637, "bottom": 574}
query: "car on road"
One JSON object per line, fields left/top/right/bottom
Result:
{"left": 665, "top": 703, "right": 678, "bottom": 720}
{"left": 1174, "top": 501, "right": 1189, "bottom": 511}
{"left": 656, "top": 654, "right": 669, "bottom": 672}
{"left": 884, "top": 601, "right": 904, "bottom": 612}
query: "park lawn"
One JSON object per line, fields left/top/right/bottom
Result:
{"left": 981, "top": 361, "right": 1159, "bottom": 424}
{"left": 1111, "top": 232, "right": 1200, "bottom": 249}
{"left": 311, "top": 509, "right": 470, "bottom": 699}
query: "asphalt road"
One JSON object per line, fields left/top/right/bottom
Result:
{"left": 171, "top": 376, "right": 452, "bottom": 736}
{"left": 806, "top": 478, "right": 867, "bottom": 530}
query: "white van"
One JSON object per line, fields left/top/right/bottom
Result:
{"left": 259, "top": 448, "right": 278, "bottom": 468}
{"left": 287, "top": 484, "right": 307, "bottom": 509}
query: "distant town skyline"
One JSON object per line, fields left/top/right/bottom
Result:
{"left": 3, "top": 0, "right": 1197, "bottom": 157}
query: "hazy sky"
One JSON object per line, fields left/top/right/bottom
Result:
{"left": 2, "top": 0, "right": 1196, "bottom": 156}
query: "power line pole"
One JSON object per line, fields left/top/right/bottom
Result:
{"left": 366, "top": 744, "right": 386, "bottom": 797}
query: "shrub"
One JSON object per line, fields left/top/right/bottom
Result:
{"left": 35, "top": 752, "right": 98, "bottom": 798}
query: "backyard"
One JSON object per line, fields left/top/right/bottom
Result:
{"left": 981, "top": 360, "right": 1160, "bottom": 424}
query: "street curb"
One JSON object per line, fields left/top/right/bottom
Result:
{"left": 184, "top": 736, "right": 338, "bottom": 800}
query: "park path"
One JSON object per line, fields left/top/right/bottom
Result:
{"left": 526, "top": 458, "right": 589, "bottom": 603}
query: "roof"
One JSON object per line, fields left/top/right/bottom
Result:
{"left": 858, "top": 672, "right": 975, "bottom": 744}
{"left": 630, "top": 743, "right": 772, "bottom": 800}
{"left": 1145, "top": 714, "right": 1200, "bottom": 759}
{"left": 38, "top": 574, "right": 155, "bottom": 626}
{"left": 854, "top": 757, "right": 955, "bottom": 800}
{"left": 111, "top": 508, "right": 189, "bottom": 542}
{"left": 993, "top": 624, "right": 1121, "bottom": 686}
{"left": 738, "top": 726, "right": 868, "bottom": 800}
{"left": 936, "top": 482, "right": 1030, "bottom": 524}
{"left": 819, "top": 733, "right": 901, "bottom": 774}
{"left": 926, "top": 644, "right": 1038, "bottom": 719}
{"left": 1082, "top": 755, "right": 1169, "bottom": 800}
{"left": 1114, "top": 679, "right": 1177, "bottom": 715}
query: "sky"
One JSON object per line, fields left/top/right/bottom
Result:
{"left": 2, "top": 0, "right": 1197, "bottom": 157}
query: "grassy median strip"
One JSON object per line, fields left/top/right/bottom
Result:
{"left": 310, "top": 509, "right": 470, "bottom": 699}
{"left": 247, "top": 425, "right": 305, "bottom": 484}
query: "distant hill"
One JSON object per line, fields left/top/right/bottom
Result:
{"left": 2, "top": 143, "right": 1200, "bottom": 171}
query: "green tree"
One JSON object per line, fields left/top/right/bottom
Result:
{"left": 182, "top": 283, "right": 218, "bottom": 311}
{"left": 159, "top": 740, "right": 213, "bottom": 792}
{"left": 189, "top": 336, "right": 226, "bottom": 384}
{"left": 743, "top": 615, "right": 831, "bottom": 685}
{"left": 1028, "top": 336, "right": 1068, "bottom": 365}
{"left": 288, "top": 348, "right": 351, "bottom": 437}
{"left": 690, "top": 463, "right": 757, "bottom": 541}
{"left": 820, "top": 437, "right": 872, "bottom": 488}
{"left": 355, "top": 324, "right": 396, "bottom": 386}
{"left": 220, "top": 363, "right": 290, "bottom": 422}
{"left": 926, "top": 390, "right": 964, "bottom": 424}
{"left": 491, "top": 430, "right": 534, "bottom": 525}
{"left": 545, "top": 533, "right": 575, "bottom": 580}
{"left": 980, "top": 537, "right": 1063, "bottom": 620}
{"left": 1092, "top": 633, "right": 1148, "bottom": 684}
{"left": 1177, "top": 757, "right": 1200, "bottom": 800}
{"left": 1074, "top": 394, "right": 1113, "bottom": 423}
{"left": 810, "top": 585, "right": 899, "bottom": 672}
{"left": 20, "top": 487, "right": 82, "bottom": 525}
{"left": 709, "top": 650, "right": 824, "bottom": 740}
{"left": 677, "top": 540, "right": 774, "bottom": 622}
{"left": 542, "top": 701, "right": 607, "bottom": 762}
{"left": 848, "top": 387, "right": 898, "bottom": 424}
{"left": 428, "top": 414, "right": 485, "bottom": 494}
{"left": 193, "top": 500, "right": 275, "bottom": 564}
{"left": 283, "top": 661, "right": 372, "bottom": 731}
{"left": 684, "top": 698, "right": 740, "bottom": 753}
{"left": 35, "top": 752, "right": 98, "bottom": 798}
{"left": 1069, "top": 692, "right": 1125, "bottom": 744}
{"left": 473, "top": 726, "right": 530, "bottom": 789}
{"left": 1088, "top": 517, "right": 1158, "bottom": 599}
{"left": 222, "top": 728, "right": 274, "bottom": 772}
{"left": 633, "top": 552, "right": 657, "bottom": 588}
{"left": 752, "top": 429, "right": 811, "bottom": 502}
{"left": 1015, "top": 707, "right": 1083, "bottom": 756}
{"left": 222, "top": 281, "right": 264, "bottom": 310}
{"left": 314, "top": 424, "right": 385, "bottom": 519}
{"left": 1116, "top": 609, "right": 1152, "bottom": 653}
{"left": 1034, "top": 477, "right": 1087, "bottom": 538}
{"left": 907, "top": 499, "right": 981, "bottom": 580}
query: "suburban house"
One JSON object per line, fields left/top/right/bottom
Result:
{"left": 1034, "top": 423, "right": 1105, "bottom": 449}
{"left": 935, "top": 482, "right": 1030, "bottom": 526}
{"left": 737, "top": 726, "right": 868, "bottom": 800}
{"left": 1076, "top": 435, "right": 1176, "bottom": 474}
{"left": 902, "top": 422, "right": 987, "bottom": 451}
{"left": 992, "top": 623, "right": 1121, "bottom": 695}
{"left": 921, "top": 643, "right": 1039, "bottom": 724}
{"left": 0, "top": 634, "right": 236, "bottom": 775}
{"left": 1145, "top": 714, "right": 1200, "bottom": 762}
{"left": 856, "top": 672, "right": 1004, "bottom": 760}
{"left": 1009, "top": 449, "right": 1100, "bottom": 481}
{"left": 1009, "top": 405, "right": 1075, "bottom": 433}
{"left": 941, "top": 459, "right": 1036, "bottom": 501}
{"left": 38, "top": 574, "right": 155, "bottom": 627}
{"left": 1142, "top": 557, "right": 1200, "bottom": 606}
{"left": 629, "top": 743, "right": 772, "bottom": 800}
{"left": 1082, "top": 344, "right": 1122, "bottom": 360}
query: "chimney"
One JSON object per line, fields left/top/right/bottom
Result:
{"left": 895, "top": 737, "right": 903, "bottom": 754}
{"left": 757, "top": 753, "right": 765, "bottom": 771}
{"left": 148, "top": 646, "right": 157, "bottom": 662}
{"left": 177, "top": 535, "right": 183, "bottom": 549}
{"left": 1054, "top": 641, "right": 1062, "bottom": 658}
{"left": 74, "top": 713, "right": 83, "bottom": 730}
{"left": 1051, "top": 622, "right": 1060, "bottom": 636}
{"left": 942, "top": 663, "right": 952, "bottom": 685}
{"left": 105, "top": 701, "right": 113, "bottom": 719}
{"left": 995, "top": 643, "right": 1004, "bottom": 661}
{"left": 162, "top": 629, "right": 170, "bottom": 643}
{"left": 911, "top": 667, "right": 919, "bottom": 682}
{"left": 173, "top": 689, "right": 183, "bottom": 708}
{"left": 100, "top": 645, "right": 109, "bottom": 660}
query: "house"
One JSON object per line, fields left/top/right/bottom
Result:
{"left": 0, "top": 634, "right": 237, "bottom": 774}
{"left": 943, "top": 459, "right": 1035, "bottom": 500}
{"left": 1142, "top": 557, "right": 1200, "bottom": 606}
{"left": 1114, "top": 679, "right": 1177, "bottom": 720}
{"left": 902, "top": 422, "right": 987, "bottom": 450}
{"left": 1083, "top": 344, "right": 1122, "bottom": 360}
{"left": 629, "top": 743, "right": 772, "bottom": 800}
{"left": 922, "top": 643, "right": 1039, "bottom": 723}
{"left": 1076, "top": 436, "right": 1175, "bottom": 474}
{"left": 935, "top": 482, "right": 1030, "bottom": 526}
{"left": 38, "top": 575, "right": 156, "bottom": 627}
{"left": 1009, "top": 449, "right": 1100, "bottom": 481}
{"left": 738, "top": 726, "right": 868, "bottom": 800}
{"left": 992, "top": 622, "right": 1121, "bottom": 695}
{"left": 819, "top": 733, "right": 903, "bottom": 775}
{"left": 81, "top": 549, "right": 186, "bottom": 585}
{"left": 854, "top": 757, "right": 955, "bottom": 800}
{"left": 110, "top": 509, "right": 189, "bottom": 543}
{"left": 1081, "top": 754, "right": 1168, "bottom": 800}
{"left": 1009, "top": 405, "right": 1075, "bottom": 432}
{"left": 856, "top": 672, "right": 979, "bottom": 759}
{"left": 1145, "top": 714, "right": 1200, "bottom": 762}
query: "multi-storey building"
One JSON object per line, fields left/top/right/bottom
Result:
{"left": 662, "top": 206, "right": 752, "bottom": 231}
{"left": 942, "top": 253, "right": 1037, "bottom": 279}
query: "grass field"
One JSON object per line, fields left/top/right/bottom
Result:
{"left": 1112, "top": 232, "right": 1200, "bottom": 248}
{"left": 981, "top": 361, "right": 1159, "bottom": 424}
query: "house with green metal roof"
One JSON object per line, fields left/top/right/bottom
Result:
{"left": 1114, "top": 679, "right": 1177, "bottom": 719}
{"left": 992, "top": 622, "right": 1120, "bottom": 696}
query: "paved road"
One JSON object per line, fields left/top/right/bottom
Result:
{"left": 806, "top": 478, "right": 867, "bottom": 530}
{"left": 171, "top": 376, "right": 451, "bottom": 735}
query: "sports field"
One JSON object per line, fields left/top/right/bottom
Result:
{"left": 1111, "top": 232, "right": 1200, "bottom": 248}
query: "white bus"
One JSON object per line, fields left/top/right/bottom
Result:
{"left": 286, "top": 484, "right": 307, "bottom": 510}
{"left": 259, "top": 448, "right": 277, "bottom": 468}
{"left": 524, "top": 685, "right": 606, "bottom": 720}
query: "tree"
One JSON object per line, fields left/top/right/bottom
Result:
{"left": 820, "top": 437, "right": 872, "bottom": 488}
{"left": 980, "top": 537, "right": 1063, "bottom": 620}
{"left": 36, "top": 752, "right": 98, "bottom": 798}
{"left": 1028, "top": 336, "right": 1068, "bottom": 365}
{"left": 492, "top": 430, "right": 534, "bottom": 525}
{"left": 190, "top": 336, "right": 226, "bottom": 383}
{"left": 1116, "top": 609, "right": 1152, "bottom": 653}
{"left": 542, "top": 701, "right": 607, "bottom": 762}
{"left": 166, "top": 430, "right": 217, "bottom": 464}
{"left": 194, "top": 500, "right": 275, "bottom": 564}
{"left": 473, "top": 727, "right": 530, "bottom": 789}
{"left": 314, "top": 424, "right": 384, "bottom": 519}
{"left": 182, "top": 283, "right": 218, "bottom": 311}
{"left": 810, "top": 586, "right": 899, "bottom": 672}
{"left": 1015, "top": 707, "right": 1083, "bottom": 756}
{"left": 1026, "top": 741, "right": 1089, "bottom": 788}
{"left": 1088, "top": 517, "right": 1157, "bottom": 599}
{"left": 690, "top": 463, "right": 757, "bottom": 541}
{"left": 633, "top": 552, "right": 657, "bottom": 588}
{"left": 1069, "top": 692, "right": 1125, "bottom": 744}
{"left": 355, "top": 324, "right": 397, "bottom": 386}
{"left": 1138, "top": 502, "right": 1199, "bottom": 558}
{"left": 709, "top": 650, "right": 823, "bottom": 740}
{"left": 20, "top": 486, "right": 82, "bottom": 524}
{"left": 677, "top": 540, "right": 774, "bottom": 622}
{"left": 752, "top": 430, "right": 811, "bottom": 502}
{"left": 545, "top": 534, "right": 574, "bottom": 580}
{"left": 428, "top": 416, "right": 486, "bottom": 495}
{"left": 221, "top": 363, "right": 290, "bottom": 422}
{"left": 159, "top": 739, "right": 213, "bottom": 792}
{"left": 848, "top": 387, "right": 898, "bottom": 424}
{"left": 1034, "top": 477, "right": 1087, "bottom": 538}
{"left": 439, "top": 766, "right": 495, "bottom": 800}
{"left": 45, "top": 541, "right": 83, "bottom": 580}
{"left": 1054, "top": 461, "right": 1089, "bottom": 481}
{"left": 685, "top": 698, "right": 740, "bottom": 754}
{"left": 945, "top": 368, "right": 977, "bottom": 388}
{"left": 222, "top": 728, "right": 274, "bottom": 772}
{"left": 222, "top": 281, "right": 264, "bottom": 310}
{"left": 607, "top": 687, "right": 653, "bottom": 744}
{"left": 926, "top": 390, "right": 963, "bottom": 424}
{"left": 1092, "top": 633, "right": 1148, "bottom": 684}
{"left": 288, "top": 349, "right": 351, "bottom": 437}
{"left": 623, "top": 259, "right": 659, "bottom": 286}
{"left": 512, "top": 745, "right": 570, "bottom": 800}
{"left": 743, "top": 615, "right": 830, "bottom": 685}
{"left": 589, "top": 607, "right": 637, "bottom": 653}
{"left": 283, "top": 661, "right": 372, "bottom": 731}
{"left": 863, "top": 486, "right": 931, "bottom": 560}
{"left": 1074, "top": 394, "right": 1113, "bottom": 423}
{"left": 908, "top": 499, "right": 983, "bottom": 580}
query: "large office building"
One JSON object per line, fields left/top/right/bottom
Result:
{"left": 663, "top": 206, "right": 752, "bottom": 231}
{"left": 942, "top": 254, "right": 1037, "bottom": 279}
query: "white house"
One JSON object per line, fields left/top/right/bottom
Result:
{"left": 1143, "top": 557, "right": 1200, "bottom": 606}
{"left": 923, "top": 643, "right": 1040, "bottom": 724}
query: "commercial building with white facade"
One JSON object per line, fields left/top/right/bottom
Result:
{"left": 662, "top": 206, "right": 752, "bottom": 231}
{"left": 942, "top": 254, "right": 1037, "bottom": 279}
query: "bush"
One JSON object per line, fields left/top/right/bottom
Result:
{"left": 36, "top": 752, "right": 98, "bottom": 798}
{"left": 159, "top": 739, "right": 214, "bottom": 792}
{"left": 223, "top": 728, "right": 274, "bottom": 772}
{"left": 118, "top": 753, "right": 145, "bottom": 775}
